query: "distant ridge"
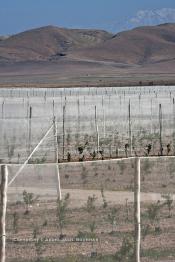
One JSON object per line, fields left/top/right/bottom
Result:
{"left": 1, "top": 24, "right": 175, "bottom": 66}
{"left": 71, "top": 23, "right": 175, "bottom": 64}
{"left": 1, "top": 24, "right": 175, "bottom": 87}
{"left": 0, "top": 26, "right": 112, "bottom": 62}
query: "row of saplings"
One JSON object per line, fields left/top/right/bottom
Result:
{"left": 65, "top": 142, "right": 173, "bottom": 163}
{"left": 11, "top": 190, "right": 174, "bottom": 262}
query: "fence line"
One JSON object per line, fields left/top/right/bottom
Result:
{"left": 1, "top": 155, "right": 175, "bottom": 261}
{"left": 1, "top": 154, "right": 175, "bottom": 167}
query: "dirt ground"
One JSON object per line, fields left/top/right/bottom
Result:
{"left": 4, "top": 157, "right": 175, "bottom": 262}
{"left": 6, "top": 194, "right": 175, "bottom": 262}
{"left": 8, "top": 187, "right": 173, "bottom": 206}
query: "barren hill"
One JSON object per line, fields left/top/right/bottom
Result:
{"left": 1, "top": 24, "right": 175, "bottom": 65}
{"left": 71, "top": 23, "right": 175, "bottom": 65}
{"left": 0, "top": 25, "right": 112, "bottom": 62}
{"left": 1, "top": 24, "right": 175, "bottom": 87}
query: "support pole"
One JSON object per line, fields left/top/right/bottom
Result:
{"left": 159, "top": 104, "right": 163, "bottom": 156}
{"left": 0, "top": 165, "right": 8, "bottom": 262}
{"left": 1, "top": 101, "right": 4, "bottom": 119}
{"left": 77, "top": 98, "right": 80, "bottom": 141}
{"left": 102, "top": 96, "right": 106, "bottom": 138}
{"left": 128, "top": 100, "right": 132, "bottom": 156}
{"left": 95, "top": 106, "right": 99, "bottom": 154}
{"left": 150, "top": 99, "right": 153, "bottom": 137}
{"left": 55, "top": 165, "right": 62, "bottom": 201}
{"left": 62, "top": 105, "right": 66, "bottom": 160}
{"left": 28, "top": 106, "right": 32, "bottom": 155}
{"left": 134, "top": 158, "right": 141, "bottom": 262}
{"left": 173, "top": 98, "right": 175, "bottom": 154}
{"left": 53, "top": 117, "right": 62, "bottom": 200}
{"left": 52, "top": 100, "right": 55, "bottom": 118}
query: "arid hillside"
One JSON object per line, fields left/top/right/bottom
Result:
{"left": 0, "top": 26, "right": 112, "bottom": 62}
{"left": 1, "top": 24, "right": 175, "bottom": 87}
{"left": 71, "top": 23, "right": 175, "bottom": 64}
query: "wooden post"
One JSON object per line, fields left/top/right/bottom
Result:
{"left": 134, "top": 158, "right": 141, "bottom": 262}
{"left": 102, "top": 96, "right": 106, "bottom": 138}
{"left": 150, "top": 98, "right": 153, "bottom": 145}
{"left": 44, "top": 91, "right": 46, "bottom": 102}
{"left": 62, "top": 105, "right": 66, "bottom": 160}
{"left": 95, "top": 106, "right": 99, "bottom": 154}
{"left": 1, "top": 101, "right": 4, "bottom": 119}
{"left": 28, "top": 106, "right": 32, "bottom": 155}
{"left": 0, "top": 165, "right": 8, "bottom": 262}
{"left": 128, "top": 100, "right": 132, "bottom": 156}
{"left": 29, "top": 106, "right": 32, "bottom": 119}
{"left": 173, "top": 98, "right": 175, "bottom": 155}
{"left": 53, "top": 117, "right": 62, "bottom": 200}
{"left": 125, "top": 198, "right": 129, "bottom": 221}
{"left": 116, "top": 147, "right": 119, "bottom": 158}
{"left": 52, "top": 100, "right": 55, "bottom": 118}
{"left": 159, "top": 104, "right": 163, "bottom": 156}
{"left": 26, "top": 100, "right": 29, "bottom": 118}
{"left": 77, "top": 98, "right": 80, "bottom": 141}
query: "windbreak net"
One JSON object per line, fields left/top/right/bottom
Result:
{"left": 5, "top": 159, "right": 135, "bottom": 262}
{"left": 140, "top": 157, "right": 175, "bottom": 262}
{"left": 3, "top": 157, "right": 175, "bottom": 262}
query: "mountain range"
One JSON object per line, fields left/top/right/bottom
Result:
{"left": 1, "top": 23, "right": 175, "bottom": 87}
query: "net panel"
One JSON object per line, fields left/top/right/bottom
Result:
{"left": 5, "top": 159, "right": 135, "bottom": 262}
{"left": 140, "top": 157, "right": 175, "bottom": 262}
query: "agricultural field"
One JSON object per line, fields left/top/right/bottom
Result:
{"left": 4, "top": 157, "right": 175, "bottom": 262}
{"left": 0, "top": 86, "right": 175, "bottom": 262}
{"left": 0, "top": 86, "right": 175, "bottom": 163}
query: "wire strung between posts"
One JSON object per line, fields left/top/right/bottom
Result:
{"left": 8, "top": 123, "right": 54, "bottom": 187}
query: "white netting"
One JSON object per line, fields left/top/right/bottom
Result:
{"left": 4, "top": 159, "right": 135, "bottom": 262}
{"left": 1, "top": 86, "right": 175, "bottom": 163}
{"left": 1, "top": 86, "right": 175, "bottom": 261}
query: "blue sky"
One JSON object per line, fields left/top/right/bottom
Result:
{"left": 1, "top": 0, "right": 175, "bottom": 35}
